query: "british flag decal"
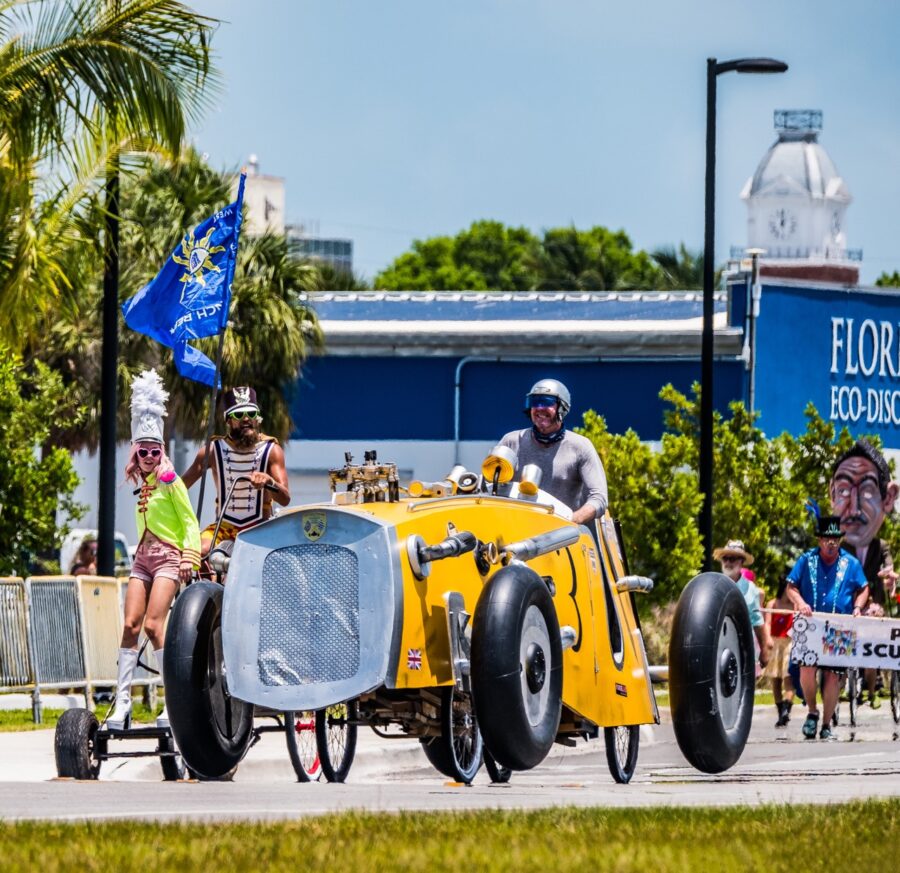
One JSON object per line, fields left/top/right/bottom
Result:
{"left": 407, "top": 648, "right": 422, "bottom": 670}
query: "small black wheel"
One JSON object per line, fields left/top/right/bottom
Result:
{"left": 604, "top": 725, "right": 640, "bottom": 784}
{"left": 847, "top": 668, "right": 859, "bottom": 727}
{"left": 158, "top": 732, "right": 186, "bottom": 781}
{"left": 419, "top": 686, "right": 483, "bottom": 784}
{"left": 54, "top": 708, "right": 101, "bottom": 780}
{"left": 285, "top": 711, "right": 322, "bottom": 782}
{"left": 483, "top": 748, "right": 512, "bottom": 784}
{"left": 891, "top": 671, "right": 900, "bottom": 724}
{"left": 472, "top": 563, "right": 563, "bottom": 771}
{"left": 165, "top": 582, "right": 254, "bottom": 779}
{"left": 669, "top": 572, "right": 755, "bottom": 774}
{"left": 316, "top": 700, "right": 358, "bottom": 782}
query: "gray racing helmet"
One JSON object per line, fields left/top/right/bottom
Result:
{"left": 524, "top": 378, "right": 571, "bottom": 421}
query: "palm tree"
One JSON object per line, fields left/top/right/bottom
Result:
{"left": 38, "top": 150, "right": 323, "bottom": 449}
{"left": 0, "top": 0, "right": 218, "bottom": 347}
{"left": 650, "top": 244, "right": 723, "bottom": 291}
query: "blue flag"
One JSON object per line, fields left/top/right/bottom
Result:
{"left": 122, "top": 173, "right": 246, "bottom": 386}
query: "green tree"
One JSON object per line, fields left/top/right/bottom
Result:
{"left": 875, "top": 271, "right": 900, "bottom": 288}
{"left": 0, "top": 0, "right": 217, "bottom": 348}
{"left": 375, "top": 220, "right": 537, "bottom": 291}
{"left": 650, "top": 244, "right": 706, "bottom": 290}
{"left": 0, "top": 348, "right": 84, "bottom": 575}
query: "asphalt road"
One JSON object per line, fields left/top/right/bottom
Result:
{"left": 1, "top": 702, "right": 898, "bottom": 823}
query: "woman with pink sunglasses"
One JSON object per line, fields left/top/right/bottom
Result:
{"left": 107, "top": 370, "right": 200, "bottom": 730}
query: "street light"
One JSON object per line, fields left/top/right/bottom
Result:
{"left": 700, "top": 57, "right": 787, "bottom": 571}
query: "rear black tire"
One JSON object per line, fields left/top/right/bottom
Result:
{"left": 54, "top": 708, "right": 101, "bottom": 780}
{"left": 158, "top": 732, "right": 186, "bottom": 781}
{"left": 316, "top": 700, "right": 358, "bottom": 782}
{"left": 285, "top": 711, "right": 322, "bottom": 782}
{"left": 419, "top": 686, "right": 483, "bottom": 783}
{"left": 165, "top": 582, "right": 254, "bottom": 779}
{"left": 471, "top": 563, "right": 562, "bottom": 771}
{"left": 604, "top": 725, "right": 639, "bottom": 784}
{"left": 669, "top": 572, "right": 755, "bottom": 774}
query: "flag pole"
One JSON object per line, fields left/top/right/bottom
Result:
{"left": 194, "top": 171, "right": 247, "bottom": 521}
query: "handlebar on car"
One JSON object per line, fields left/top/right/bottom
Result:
{"left": 501, "top": 526, "right": 581, "bottom": 565}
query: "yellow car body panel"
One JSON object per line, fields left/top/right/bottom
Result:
{"left": 315, "top": 494, "right": 657, "bottom": 728}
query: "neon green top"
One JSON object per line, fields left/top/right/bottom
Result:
{"left": 135, "top": 471, "right": 201, "bottom": 569}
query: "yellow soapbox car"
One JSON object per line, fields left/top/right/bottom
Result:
{"left": 165, "top": 449, "right": 756, "bottom": 783}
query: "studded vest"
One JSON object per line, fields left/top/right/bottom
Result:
{"left": 211, "top": 437, "right": 276, "bottom": 529}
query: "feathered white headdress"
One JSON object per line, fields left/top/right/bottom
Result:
{"left": 130, "top": 369, "right": 169, "bottom": 444}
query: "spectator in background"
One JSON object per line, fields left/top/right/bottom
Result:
{"left": 786, "top": 515, "right": 869, "bottom": 740}
{"left": 763, "top": 572, "right": 795, "bottom": 727}
{"left": 830, "top": 439, "right": 899, "bottom": 708}
{"left": 713, "top": 539, "right": 771, "bottom": 669}
{"left": 70, "top": 536, "right": 98, "bottom": 576}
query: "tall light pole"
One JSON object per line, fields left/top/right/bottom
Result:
{"left": 700, "top": 57, "right": 787, "bottom": 570}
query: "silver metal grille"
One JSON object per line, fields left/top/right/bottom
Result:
{"left": 258, "top": 543, "right": 360, "bottom": 686}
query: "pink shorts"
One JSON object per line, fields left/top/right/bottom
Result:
{"left": 132, "top": 533, "right": 181, "bottom": 583}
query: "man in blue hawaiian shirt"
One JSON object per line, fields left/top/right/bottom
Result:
{"left": 786, "top": 515, "right": 869, "bottom": 740}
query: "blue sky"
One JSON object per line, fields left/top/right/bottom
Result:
{"left": 190, "top": 1, "right": 900, "bottom": 285}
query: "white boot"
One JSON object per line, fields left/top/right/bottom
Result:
{"left": 107, "top": 648, "right": 138, "bottom": 730}
{"left": 155, "top": 647, "right": 169, "bottom": 728}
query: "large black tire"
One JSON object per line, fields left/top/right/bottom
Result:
{"left": 315, "top": 700, "right": 358, "bottom": 782}
{"left": 54, "top": 708, "right": 101, "bottom": 780}
{"left": 164, "top": 582, "right": 254, "bottom": 779}
{"left": 285, "top": 711, "right": 322, "bottom": 782}
{"left": 419, "top": 686, "right": 483, "bottom": 783}
{"left": 604, "top": 725, "right": 639, "bottom": 784}
{"left": 471, "top": 563, "right": 563, "bottom": 771}
{"left": 669, "top": 572, "right": 755, "bottom": 774}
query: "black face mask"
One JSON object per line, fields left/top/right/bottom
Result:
{"left": 532, "top": 424, "right": 566, "bottom": 445}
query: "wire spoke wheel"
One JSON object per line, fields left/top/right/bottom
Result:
{"left": 315, "top": 700, "right": 358, "bottom": 783}
{"left": 604, "top": 724, "right": 640, "bottom": 784}
{"left": 285, "top": 711, "right": 321, "bottom": 782}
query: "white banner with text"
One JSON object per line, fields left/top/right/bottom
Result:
{"left": 789, "top": 612, "right": 900, "bottom": 670}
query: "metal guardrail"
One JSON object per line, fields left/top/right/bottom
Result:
{"left": 0, "top": 575, "right": 162, "bottom": 722}
{"left": 0, "top": 578, "right": 32, "bottom": 690}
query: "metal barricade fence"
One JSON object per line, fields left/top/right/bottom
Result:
{"left": 0, "top": 578, "right": 33, "bottom": 692}
{"left": 78, "top": 576, "right": 122, "bottom": 693}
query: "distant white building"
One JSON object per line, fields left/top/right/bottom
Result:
{"left": 739, "top": 110, "right": 861, "bottom": 285}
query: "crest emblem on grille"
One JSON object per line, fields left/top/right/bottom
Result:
{"left": 302, "top": 511, "right": 327, "bottom": 541}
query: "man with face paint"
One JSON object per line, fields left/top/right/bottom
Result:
{"left": 182, "top": 386, "right": 290, "bottom": 559}
{"left": 499, "top": 378, "right": 608, "bottom": 525}
{"left": 830, "top": 439, "right": 899, "bottom": 707}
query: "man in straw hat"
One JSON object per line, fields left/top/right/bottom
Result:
{"left": 785, "top": 515, "right": 869, "bottom": 740}
{"left": 713, "top": 539, "right": 771, "bottom": 671}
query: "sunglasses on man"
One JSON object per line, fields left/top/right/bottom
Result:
{"left": 227, "top": 410, "right": 259, "bottom": 420}
{"left": 137, "top": 447, "right": 162, "bottom": 459}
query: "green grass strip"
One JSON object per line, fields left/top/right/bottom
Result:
{"left": 2, "top": 801, "right": 898, "bottom": 871}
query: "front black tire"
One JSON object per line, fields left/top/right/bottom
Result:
{"left": 54, "top": 709, "right": 101, "bottom": 780}
{"left": 669, "top": 572, "right": 755, "bottom": 774}
{"left": 604, "top": 725, "right": 639, "bottom": 784}
{"left": 419, "top": 686, "right": 483, "bottom": 784}
{"left": 471, "top": 563, "right": 563, "bottom": 771}
{"left": 315, "top": 700, "right": 358, "bottom": 782}
{"left": 165, "top": 582, "right": 254, "bottom": 779}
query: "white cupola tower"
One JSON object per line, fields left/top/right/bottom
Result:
{"left": 741, "top": 110, "right": 859, "bottom": 284}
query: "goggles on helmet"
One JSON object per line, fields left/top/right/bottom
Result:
{"left": 527, "top": 394, "right": 558, "bottom": 410}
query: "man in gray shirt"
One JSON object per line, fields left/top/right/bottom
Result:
{"left": 499, "top": 378, "right": 608, "bottom": 524}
